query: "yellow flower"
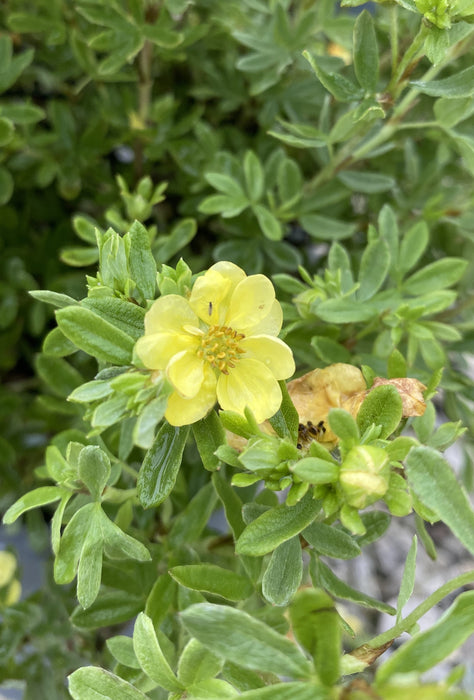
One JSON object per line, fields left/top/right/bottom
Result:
{"left": 135, "top": 261, "right": 295, "bottom": 426}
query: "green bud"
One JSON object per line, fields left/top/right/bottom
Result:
{"left": 384, "top": 471, "right": 412, "bottom": 517}
{"left": 339, "top": 446, "right": 390, "bottom": 509}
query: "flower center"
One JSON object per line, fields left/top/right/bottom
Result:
{"left": 197, "top": 325, "right": 245, "bottom": 374}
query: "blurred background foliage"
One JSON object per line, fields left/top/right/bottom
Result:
{"left": 0, "top": 0, "right": 473, "bottom": 696}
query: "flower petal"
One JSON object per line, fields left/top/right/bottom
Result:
{"left": 167, "top": 350, "right": 205, "bottom": 399}
{"left": 189, "top": 262, "right": 246, "bottom": 326}
{"left": 165, "top": 365, "right": 217, "bottom": 426}
{"left": 240, "top": 335, "right": 295, "bottom": 380}
{"left": 217, "top": 358, "right": 282, "bottom": 423}
{"left": 225, "top": 275, "right": 277, "bottom": 334}
{"left": 246, "top": 299, "right": 283, "bottom": 336}
{"left": 135, "top": 332, "right": 199, "bottom": 370}
{"left": 144, "top": 295, "right": 199, "bottom": 334}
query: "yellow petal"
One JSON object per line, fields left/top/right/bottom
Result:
{"left": 167, "top": 350, "right": 205, "bottom": 399}
{"left": 225, "top": 275, "right": 277, "bottom": 334}
{"left": 135, "top": 332, "right": 199, "bottom": 370}
{"left": 246, "top": 299, "right": 283, "bottom": 336}
{"left": 144, "top": 295, "right": 199, "bottom": 334}
{"left": 241, "top": 335, "right": 295, "bottom": 380}
{"left": 189, "top": 262, "right": 246, "bottom": 325}
{"left": 217, "top": 358, "right": 282, "bottom": 423}
{"left": 165, "top": 365, "right": 217, "bottom": 426}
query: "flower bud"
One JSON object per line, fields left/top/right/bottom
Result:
{"left": 339, "top": 446, "right": 390, "bottom": 509}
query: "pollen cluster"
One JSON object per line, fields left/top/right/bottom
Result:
{"left": 197, "top": 325, "right": 245, "bottom": 374}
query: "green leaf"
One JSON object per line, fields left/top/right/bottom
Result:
{"left": 3, "top": 486, "right": 66, "bottom": 524}
{"left": 410, "top": 65, "right": 474, "bottom": 98}
{"left": 397, "top": 535, "right": 417, "bottom": 623}
{"left": 0, "top": 117, "right": 14, "bottom": 146}
{"left": 177, "top": 638, "right": 223, "bottom": 687}
{"left": 68, "top": 667, "right": 148, "bottom": 700}
{"left": 78, "top": 446, "right": 111, "bottom": 500}
{"left": 378, "top": 204, "right": 399, "bottom": 268}
{"left": 402, "top": 257, "right": 467, "bottom": 295}
{"left": 358, "top": 238, "right": 390, "bottom": 301}
{"left": 311, "top": 336, "right": 351, "bottom": 364}
{"left": 405, "top": 446, "right": 474, "bottom": 556}
{"left": 387, "top": 348, "right": 407, "bottom": 378}
{"left": 313, "top": 558, "right": 395, "bottom": 614}
{"left": 338, "top": 171, "right": 395, "bottom": 193}
{"left": 0, "top": 166, "right": 13, "bottom": 205}
{"left": 29, "top": 289, "right": 78, "bottom": 309}
{"left": 169, "top": 482, "right": 218, "bottom": 546}
{"left": 236, "top": 492, "right": 320, "bottom": 556}
{"left": 170, "top": 564, "right": 253, "bottom": 601}
{"left": 328, "top": 408, "right": 360, "bottom": 445}
{"left": 77, "top": 532, "right": 103, "bottom": 610}
{"left": 300, "top": 214, "right": 355, "bottom": 241}
{"left": 244, "top": 151, "right": 265, "bottom": 202}
{"left": 137, "top": 422, "right": 189, "bottom": 508}
{"left": 133, "top": 612, "right": 183, "bottom": 691}
{"left": 291, "top": 458, "right": 340, "bottom": 485}
{"left": 82, "top": 297, "right": 145, "bottom": 340}
{"left": 205, "top": 172, "right": 245, "bottom": 199}
{"left": 181, "top": 603, "right": 313, "bottom": 678}
{"left": 35, "top": 354, "right": 82, "bottom": 398}
{"left": 56, "top": 306, "right": 135, "bottom": 364}
{"left": 0, "top": 102, "right": 45, "bottom": 124}
{"left": 253, "top": 205, "right": 282, "bottom": 240}
{"left": 357, "top": 385, "right": 403, "bottom": 439}
{"left": 155, "top": 218, "right": 197, "bottom": 263}
{"left": 268, "top": 380, "right": 299, "bottom": 443}
{"left": 316, "top": 298, "right": 376, "bottom": 323}
{"left": 262, "top": 536, "right": 302, "bottom": 606}
{"left": 43, "top": 327, "right": 77, "bottom": 357}
{"left": 303, "top": 50, "right": 363, "bottom": 102}
{"left": 106, "top": 636, "right": 140, "bottom": 669}
{"left": 192, "top": 410, "right": 225, "bottom": 471}
{"left": 290, "top": 588, "right": 341, "bottom": 685}
{"left": 356, "top": 511, "right": 391, "bottom": 546}
{"left": 54, "top": 503, "right": 96, "bottom": 585}
{"left": 303, "top": 522, "right": 361, "bottom": 559}
{"left": 199, "top": 194, "right": 248, "bottom": 218}
{"left": 238, "top": 683, "right": 329, "bottom": 700}
{"left": 353, "top": 10, "right": 379, "bottom": 92}
{"left": 69, "top": 380, "right": 113, "bottom": 403}
{"left": 376, "top": 590, "right": 474, "bottom": 682}
{"left": 101, "top": 514, "right": 150, "bottom": 562}
{"left": 60, "top": 246, "right": 99, "bottom": 267}
{"left": 71, "top": 590, "right": 144, "bottom": 628}
{"left": 128, "top": 221, "right": 157, "bottom": 300}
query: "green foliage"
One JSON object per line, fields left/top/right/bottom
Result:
{"left": 1, "top": 0, "right": 473, "bottom": 698}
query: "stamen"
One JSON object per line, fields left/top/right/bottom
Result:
{"left": 199, "top": 324, "right": 246, "bottom": 374}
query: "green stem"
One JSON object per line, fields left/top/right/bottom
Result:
{"left": 389, "top": 5, "right": 399, "bottom": 78}
{"left": 387, "top": 22, "right": 428, "bottom": 97}
{"left": 367, "top": 570, "right": 474, "bottom": 649}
